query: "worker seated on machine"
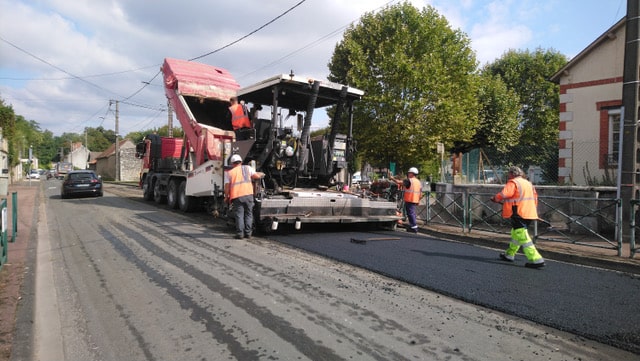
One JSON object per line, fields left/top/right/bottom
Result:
{"left": 229, "top": 96, "right": 255, "bottom": 141}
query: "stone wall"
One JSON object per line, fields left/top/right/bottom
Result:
{"left": 120, "top": 148, "right": 141, "bottom": 182}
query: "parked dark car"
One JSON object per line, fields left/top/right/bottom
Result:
{"left": 60, "top": 170, "right": 103, "bottom": 198}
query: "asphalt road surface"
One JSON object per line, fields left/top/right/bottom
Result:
{"left": 12, "top": 182, "right": 639, "bottom": 360}
{"left": 269, "top": 225, "right": 640, "bottom": 354}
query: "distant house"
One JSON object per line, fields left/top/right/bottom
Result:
{"left": 551, "top": 18, "right": 624, "bottom": 185}
{"left": 64, "top": 142, "right": 90, "bottom": 170}
{"left": 94, "top": 139, "right": 140, "bottom": 181}
{"left": 86, "top": 151, "right": 102, "bottom": 171}
{"left": 0, "top": 128, "right": 10, "bottom": 190}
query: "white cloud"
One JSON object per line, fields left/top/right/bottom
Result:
{"left": 0, "top": 0, "right": 618, "bottom": 136}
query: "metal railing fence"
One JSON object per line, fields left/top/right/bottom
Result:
{"left": 423, "top": 190, "right": 626, "bottom": 257}
{"left": 630, "top": 200, "right": 640, "bottom": 258}
{"left": 0, "top": 192, "right": 19, "bottom": 271}
{"left": 0, "top": 198, "right": 7, "bottom": 269}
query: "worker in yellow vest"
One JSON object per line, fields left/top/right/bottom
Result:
{"left": 224, "top": 154, "right": 264, "bottom": 239}
{"left": 491, "top": 166, "right": 545, "bottom": 268}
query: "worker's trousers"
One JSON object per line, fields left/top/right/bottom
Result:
{"left": 405, "top": 202, "right": 418, "bottom": 230}
{"left": 232, "top": 195, "right": 255, "bottom": 237}
{"left": 503, "top": 217, "right": 544, "bottom": 264}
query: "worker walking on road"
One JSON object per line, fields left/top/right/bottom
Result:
{"left": 398, "top": 167, "right": 422, "bottom": 233}
{"left": 224, "top": 154, "right": 265, "bottom": 239}
{"left": 491, "top": 166, "right": 545, "bottom": 268}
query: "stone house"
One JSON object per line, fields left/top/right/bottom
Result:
{"left": 551, "top": 18, "right": 624, "bottom": 185}
{"left": 94, "top": 139, "right": 140, "bottom": 182}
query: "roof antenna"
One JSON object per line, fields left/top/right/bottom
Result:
{"left": 289, "top": 70, "right": 295, "bottom": 79}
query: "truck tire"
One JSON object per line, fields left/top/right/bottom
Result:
{"left": 167, "top": 180, "right": 179, "bottom": 209}
{"left": 154, "top": 181, "right": 166, "bottom": 204}
{"left": 178, "top": 180, "right": 197, "bottom": 212}
{"left": 142, "top": 179, "right": 153, "bottom": 201}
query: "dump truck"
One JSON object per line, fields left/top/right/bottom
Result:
{"left": 136, "top": 57, "right": 237, "bottom": 213}
{"left": 136, "top": 58, "right": 400, "bottom": 232}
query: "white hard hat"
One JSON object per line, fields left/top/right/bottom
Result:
{"left": 230, "top": 154, "right": 242, "bottom": 163}
{"left": 408, "top": 167, "right": 419, "bottom": 175}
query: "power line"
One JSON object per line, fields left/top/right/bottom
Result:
{"left": 0, "top": 36, "right": 123, "bottom": 98}
{"left": 116, "top": 1, "right": 309, "bottom": 114}
{"left": 238, "top": 0, "right": 398, "bottom": 80}
{"left": 188, "top": 0, "right": 307, "bottom": 61}
{"left": 2, "top": 0, "right": 391, "bottom": 137}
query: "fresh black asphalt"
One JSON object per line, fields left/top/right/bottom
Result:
{"left": 268, "top": 227, "right": 640, "bottom": 354}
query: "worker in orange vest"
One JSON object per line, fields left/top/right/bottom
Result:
{"left": 224, "top": 154, "right": 265, "bottom": 239}
{"left": 392, "top": 167, "right": 422, "bottom": 233}
{"left": 229, "top": 97, "right": 251, "bottom": 129}
{"left": 491, "top": 166, "right": 545, "bottom": 268}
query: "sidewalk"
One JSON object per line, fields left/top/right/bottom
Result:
{"left": 0, "top": 181, "right": 39, "bottom": 361}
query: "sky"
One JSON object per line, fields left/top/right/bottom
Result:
{"left": 0, "top": 0, "right": 627, "bottom": 138}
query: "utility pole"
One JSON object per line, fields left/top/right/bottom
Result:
{"left": 111, "top": 100, "right": 120, "bottom": 182}
{"left": 621, "top": 0, "right": 640, "bottom": 254}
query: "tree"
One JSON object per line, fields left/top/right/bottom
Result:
{"left": 474, "top": 72, "right": 521, "bottom": 154}
{"left": 0, "top": 98, "right": 18, "bottom": 166}
{"left": 125, "top": 125, "right": 185, "bottom": 144}
{"left": 483, "top": 48, "right": 567, "bottom": 182}
{"left": 328, "top": 2, "right": 480, "bottom": 172}
{"left": 83, "top": 127, "right": 113, "bottom": 152}
{"left": 35, "top": 130, "right": 57, "bottom": 167}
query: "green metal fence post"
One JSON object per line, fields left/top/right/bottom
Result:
{"left": 10, "top": 191, "right": 17, "bottom": 243}
{"left": 0, "top": 198, "right": 7, "bottom": 268}
{"left": 630, "top": 200, "right": 637, "bottom": 258}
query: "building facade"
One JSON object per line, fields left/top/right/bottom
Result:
{"left": 94, "top": 139, "right": 140, "bottom": 182}
{"left": 65, "top": 142, "right": 91, "bottom": 170}
{"left": 551, "top": 18, "right": 624, "bottom": 185}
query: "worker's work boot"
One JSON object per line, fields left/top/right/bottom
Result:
{"left": 499, "top": 253, "right": 514, "bottom": 262}
{"left": 525, "top": 262, "right": 545, "bottom": 269}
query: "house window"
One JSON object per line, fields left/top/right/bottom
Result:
{"left": 608, "top": 109, "right": 621, "bottom": 166}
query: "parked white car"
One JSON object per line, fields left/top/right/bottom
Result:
{"left": 27, "top": 169, "right": 40, "bottom": 179}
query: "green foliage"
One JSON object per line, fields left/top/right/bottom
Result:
{"left": 473, "top": 72, "right": 520, "bottom": 153}
{"left": 125, "top": 125, "right": 184, "bottom": 143}
{"left": 482, "top": 48, "right": 567, "bottom": 182}
{"left": 328, "top": 2, "right": 480, "bottom": 172}
{"left": 85, "top": 127, "right": 115, "bottom": 152}
{"left": 0, "top": 95, "right": 187, "bottom": 170}
{"left": 0, "top": 99, "right": 18, "bottom": 166}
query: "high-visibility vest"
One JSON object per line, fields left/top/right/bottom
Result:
{"left": 229, "top": 103, "right": 251, "bottom": 130}
{"left": 495, "top": 177, "right": 538, "bottom": 219}
{"left": 227, "top": 165, "right": 254, "bottom": 200}
{"left": 403, "top": 177, "right": 422, "bottom": 204}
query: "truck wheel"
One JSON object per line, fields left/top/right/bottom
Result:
{"left": 167, "top": 180, "right": 179, "bottom": 209}
{"left": 154, "top": 181, "right": 166, "bottom": 204}
{"left": 178, "top": 181, "right": 196, "bottom": 212}
{"left": 142, "top": 181, "right": 153, "bottom": 201}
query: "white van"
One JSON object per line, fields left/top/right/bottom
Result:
{"left": 351, "top": 171, "right": 362, "bottom": 184}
